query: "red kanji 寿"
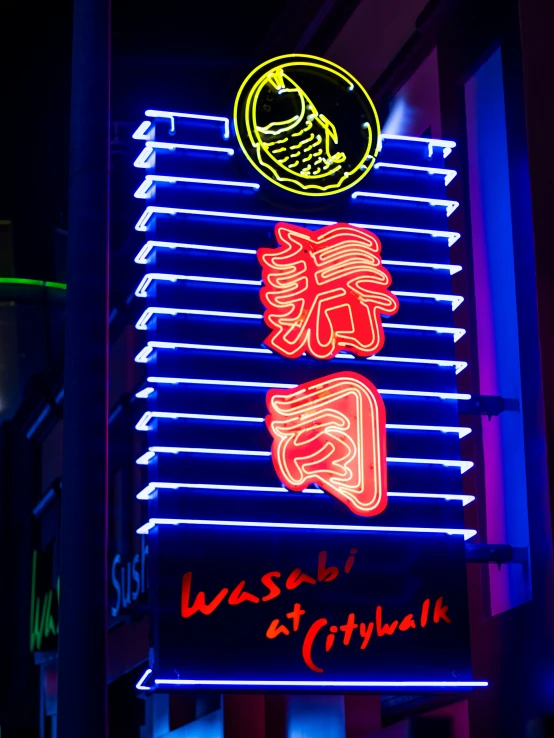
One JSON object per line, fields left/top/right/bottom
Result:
{"left": 258, "top": 223, "right": 399, "bottom": 360}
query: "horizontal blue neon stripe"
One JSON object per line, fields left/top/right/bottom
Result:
{"left": 134, "top": 206, "right": 461, "bottom": 246}
{"left": 136, "top": 517, "right": 477, "bottom": 540}
{"left": 135, "top": 481, "right": 475, "bottom": 506}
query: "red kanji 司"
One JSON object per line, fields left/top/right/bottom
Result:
{"left": 266, "top": 371, "right": 388, "bottom": 517}
{"left": 258, "top": 223, "right": 400, "bottom": 360}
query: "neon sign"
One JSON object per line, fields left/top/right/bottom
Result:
{"left": 30, "top": 549, "right": 59, "bottom": 652}
{"left": 258, "top": 223, "right": 399, "bottom": 360}
{"left": 178, "top": 546, "right": 452, "bottom": 674}
{"left": 110, "top": 536, "right": 149, "bottom": 618}
{"left": 148, "top": 524, "right": 476, "bottom": 686}
{"left": 272, "top": 596, "right": 451, "bottom": 675}
{"left": 266, "top": 372, "right": 387, "bottom": 516}
{"left": 130, "top": 93, "right": 482, "bottom": 689}
{"left": 234, "top": 54, "right": 380, "bottom": 196}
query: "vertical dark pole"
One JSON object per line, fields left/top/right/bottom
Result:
{"left": 57, "top": 0, "right": 110, "bottom": 734}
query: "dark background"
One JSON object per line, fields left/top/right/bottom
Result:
{"left": 2, "top": 0, "right": 363, "bottom": 283}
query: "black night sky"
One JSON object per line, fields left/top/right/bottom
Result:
{"left": 4, "top": 0, "right": 358, "bottom": 284}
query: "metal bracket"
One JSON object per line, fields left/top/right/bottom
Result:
{"left": 465, "top": 543, "right": 528, "bottom": 565}
{"left": 458, "top": 395, "right": 520, "bottom": 418}
{"left": 459, "top": 395, "right": 504, "bottom": 417}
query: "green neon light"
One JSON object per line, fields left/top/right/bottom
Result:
{"left": 0, "top": 278, "right": 67, "bottom": 290}
{"left": 30, "top": 550, "right": 59, "bottom": 652}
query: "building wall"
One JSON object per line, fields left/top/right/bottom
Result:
{"left": 326, "top": 0, "right": 554, "bottom": 735}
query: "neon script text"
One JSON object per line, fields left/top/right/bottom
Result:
{"left": 111, "top": 535, "right": 149, "bottom": 617}
{"left": 181, "top": 548, "right": 357, "bottom": 619}
{"left": 267, "top": 597, "right": 451, "bottom": 673}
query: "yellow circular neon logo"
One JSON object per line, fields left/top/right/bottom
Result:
{"left": 234, "top": 54, "right": 380, "bottom": 197}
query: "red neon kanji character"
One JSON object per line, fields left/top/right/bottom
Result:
{"left": 266, "top": 371, "right": 388, "bottom": 517}
{"left": 258, "top": 223, "right": 399, "bottom": 360}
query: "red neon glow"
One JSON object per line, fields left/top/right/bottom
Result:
{"left": 272, "top": 597, "right": 451, "bottom": 673}
{"left": 258, "top": 223, "right": 400, "bottom": 360}
{"left": 180, "top": 548, "right": 356, "bottom": 620}
{"left": 266, "top": 371, "right": 388, "bottom": 516}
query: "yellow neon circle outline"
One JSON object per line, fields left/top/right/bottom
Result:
{"left": 234, "top": 54, "right": 380, "bottom": 197}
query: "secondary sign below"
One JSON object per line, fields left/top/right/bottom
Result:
{"left": 151, "top": 522, "right": 472, "bottom": 688}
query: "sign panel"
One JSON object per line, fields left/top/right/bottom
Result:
{"left": 109, "top": 535, "right": 149, "bottom": 619}
{"left": 131, "top": 53, "right": 486, "bottom": 692}
{"left": 152, "top": 524, "right": 471, "bottom": 687}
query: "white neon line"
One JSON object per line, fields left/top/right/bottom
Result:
{"left": 384, "top": 259, "right": 462, "bottom": 275}
{"left": 137, "top": 522, "right": 156, "bottom": 532}
{"left": 136, "top": 450, "right": 156, "bottom": 465}
{"left": 136, "top": 669, "right": 153, "bottom": 691}
{"left": 148, "top": 376, "right": 296, "bottom": 388}
{"left": 378, "top": 388, "right": 470, "bottom": 400}
{"left": 134, "top": 142, "right": 234, "bottom": 168}
{"left": 392, "top": 291, "right": 463, "bottom": 310}
{"left": 374, "top": 162, "right": 457, "bottom": 186}
{"left": 386, "top": 424, "right": 471, "bottom": 438}
{"left": 144, "top": 340, "right": 271, "bottom": 354}
{"left": 147, "top": 175, "right": 258, "bottom": 189}
{"left": 133, "top": 240, "right": 462, "bottom": 274}
{"left": 132, "top": 121, "right": 153, "bottom": 140}
{"left": 380, "top": 134, "right": 457, "bottom": 147}
{"left": 136, "top": 339, "right": 468, "bottom": 363}
{"left": 135, "top": 307, "right": 261, "bottom": 330}
{"left": 134, "top": 325, "right": 466, "bottom": 373}
{"left": 135, "top": 273, "right": 177, "bottom": 296}
{"left": 384, "top": 323, "right": 466, "bottom": 342}
{"left": 392, "top": 491, "right": 475, "bottom": 505}
{"left": 148, "top": 446, "right": 271, "bottom": 457}
{"left": 133, "top": 147, "right": 156, "bottom": 168}
{"left": 135, "top": 240, "right": 257, "bottom": 263}
{"left": 135, "top": 345, "right": 155, "bottom": 363}
{"left": 135, "top": 481, "right": 475, "bottom": 506}
{"left": 135, "top": 272, "right": 260, "bottom": 296}
{"left": 145, "top": 109, "right": 230, "bottom": 139}
{"left": 136, "top": 517, "right": 477, "bottom": 540}
{"left": 366, "top": 355, "right": 467, "bottom": 375}
{"left": 139, "top": 445, "right": 473, "bottom": 475}
{"left": 134, "top": 175, "right": 259, "bottom": 199}
{"left": 145, "top": 376, "right": 471, "bottom": 401}
{"left": 133, "top": 303, "right": 465, "bottom": 343}
{"left": 134, "top": 271, "right": 462, "bottom": 311}
{"left": 134, "top": 207, "right": 461, "bottom": 246}
{"left": 135, "top": 387, "right": 155, "bottom": 398}
{"left": 136, "top": 482, "right": 296, "bottom": 498}
{"left": 136, "top": 308, "right": 166, "bottom": 330}
{"left": 137, "top": 326, "right": 464, "bottom": 352}
{"left": 134, "top": 181, "right": 155, "bottom": 199}
{"left": 388, "top": 457, "right": 474, "bottom": 473}
{"left": 135, "top": 410, "right": 470, "bottom": 438}
{"left": 135, "top": 411, "right": 265, "bottom": 430}
{"left": 351, "top": 191, "right": 459, "bottom": 217}
{"left": 378, "top": 134, "right": 456, "bottom": 159}
{"left": 149, "top": 141, "right": 234, "bottom": 154}
{"left": 152, "top": 678, "right": 486, "bottom": 688}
